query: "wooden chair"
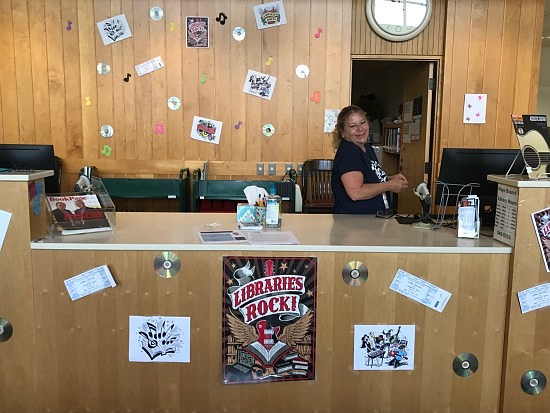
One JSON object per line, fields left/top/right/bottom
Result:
{"left": 301, "top": 159, "right": 334, "bottom": 213}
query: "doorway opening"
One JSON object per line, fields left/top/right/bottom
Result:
{"left": 351, "top": 58, "right": 438, "bottom": 215}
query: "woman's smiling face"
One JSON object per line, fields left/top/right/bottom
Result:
{"left": 343, "top": 111, "right": 369, "bottom": 148}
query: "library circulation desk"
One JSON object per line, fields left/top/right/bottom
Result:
{"left": 0, "top": 173, "right": 544, "bottom": 413}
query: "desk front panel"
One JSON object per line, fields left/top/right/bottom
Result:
{"left": 25, "top": 249, "right": 508, "bottom": 413}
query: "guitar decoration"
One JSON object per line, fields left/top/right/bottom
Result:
{"left": 512, "top": 114, "right": 550, "bottom": 179}
{"left": 516, "top": 129, "right": 550, "bottom": 179}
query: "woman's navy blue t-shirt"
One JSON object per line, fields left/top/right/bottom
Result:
{"left": 331, "top": 140, "right": 391, "bottom": 214}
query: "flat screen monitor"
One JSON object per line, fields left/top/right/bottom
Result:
{"left": 435, "top": 148, "right": 526, "bottom": 225}
{"left": 0, "top": 144, "right": 60, "bottom": 193}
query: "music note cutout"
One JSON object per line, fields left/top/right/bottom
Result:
{"left": 154, "top": 123, "right": 165, "bottom": 135}
{"left": 101, "top": 145, "right": 112, "bottom": 157}
{"left": 234, "top": 120, "right": 242, "bottom": 129}
{"left": 66, "top": 20, "right": 72, "bottom": 31}
{"left": 200, "top": 73, "right": 207, "bottom": 84}
{"left": 265, "top": 56, "right": 274, "bottom": 66}
{"left": 310, "top": 91, "right": 322, "bottom": 103}
{"left": 85, "top": 96, "right": 91, "bottom": 106}
{"left": 314, "top": 28, "right": 323, "bottom": 38}
{"left": 123, "top": 73, "right": 131, "bottom": 82}
{"left": 215, "top": 12, "right": 227, "bottom": 25}
{"left": 170, "top": 22, "right": 176, "bottom": 32}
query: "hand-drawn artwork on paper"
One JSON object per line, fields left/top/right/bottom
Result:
{"left": 353, "top": 324, "right": 415, "bottom": 371}
{"left": 129, "top": 316, "right": 190, "bottom": 363}
{"left": 186, "top": 16, "right": 209, "bottom": 48}
{"left": 222, "top": 256, "right": 317, "bottom": 384}
{"left": 243, "top": 70, "right": 277, "bottom": 100}
{"left": 97, "top": 14, "right": 132, "bottom": 45}
{"left": 190, "top": 116, "right": 223, "bottom": 144}
{"left": 253, "top": 1, "right": 287, "bottom": 29}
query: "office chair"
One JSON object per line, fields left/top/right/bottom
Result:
{"left": 301, "top": 159, "right": 334, "bottom": 213}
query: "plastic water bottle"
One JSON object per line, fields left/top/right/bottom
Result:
{"left": 264, "top": 184, "right": 282, "bottom": 229}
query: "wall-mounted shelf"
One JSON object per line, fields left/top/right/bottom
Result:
{"left": 382, "top": 123, "right": 402, "bottom": 154}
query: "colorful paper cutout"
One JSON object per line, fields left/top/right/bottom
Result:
{"left": 190, "top": 116, "right": 223, "bottom": 145}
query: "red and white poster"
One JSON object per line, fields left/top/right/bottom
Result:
{"left": 222, "top": 256, "right": 317, "bottom": 384}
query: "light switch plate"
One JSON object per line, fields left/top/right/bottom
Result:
{"left": 268, "top": 163, "right": 276, "bottom": 175}
{"left": 256, "top": 163, "right": 265, "bottom": 175}
{"left": 285, "top": 163, "right": 293, "bottom": 173}
{"left": 297, "top": 163, "right": 303, "bottom": 175}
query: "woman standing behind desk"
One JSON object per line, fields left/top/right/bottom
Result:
{"left": 331, "top": 105, "right": 409, "bottom": 214}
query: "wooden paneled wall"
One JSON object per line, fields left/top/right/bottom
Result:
{"left": 352, "top": 0, "right": 545, "bottom": 180}
{"left": 0, "top": 0, "right": 352, "bottom": 181}
{"left": 0, "top": 0, "right": 545, "bottom": 182}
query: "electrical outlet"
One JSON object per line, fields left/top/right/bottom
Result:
{"left": 268, "top": 163, "right": 276, "bottom": 175}
{"left": 256, "top": 163, "right": 265, "bottom": 175}
{"left": 297, "top": 163, "right": 303, "bottom": 175}
{"left": 285, "top": 163, "right": 293, "bottom": 173}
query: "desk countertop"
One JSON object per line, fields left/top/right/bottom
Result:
{"left": 0, "top": 170, "right": 53, "bottom": 181}
{"left": 31, "top": 212, "right": 512, "bottom": 254}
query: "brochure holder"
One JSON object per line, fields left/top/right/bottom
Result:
{"left": 434, "top": 181, "right": 479, "bottom": 227}
{"left": 45, "top": 177, "right": 116, "bottom": 237}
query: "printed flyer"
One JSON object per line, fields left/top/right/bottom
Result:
{"left": 222, "top": 256, "right": 317, "bottom": 384}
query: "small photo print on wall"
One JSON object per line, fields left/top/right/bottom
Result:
{"left": 253, "top": 1, "right": 287, "bottom": 29}
{"left": 243, "top": 70, "right": 277, "bottom": 100}
{"left": 190, "top": 116, "right": 223, "bottom": 144}
{"left": 353, "top": 324, "right": 415, "bottom": 371}
{"left": 129, "top": 316, "right": 190, "bottom": 363}
{"left": 96, "top": 14, "right": 132, "bottom": 45}
{"left": 186, "top": 16, "right": 209, "bottom": 48}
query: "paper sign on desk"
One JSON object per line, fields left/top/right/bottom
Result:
{"left": 247, "top": 230, "right": 300, "bottom": 245}
{"left": 389, "top": 269, "right": 451, "bottom": 313}
{"left": 64, "top": 265, "right": 116, "bottom": 301}
{"left": 0, "top": 209, "right": 12, "bottom": 251}
{"left": 517, "top": 283, "right": 550, "bottom": 314}
{"left": 129, "top": 315, "right": 190, "bottom": 363}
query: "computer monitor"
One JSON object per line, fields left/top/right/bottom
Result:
{"left": 435, "top": 148, "right": 526, "bottom": 225}
{"left": 0, "top": 144, "right": 60, "bottom": 193}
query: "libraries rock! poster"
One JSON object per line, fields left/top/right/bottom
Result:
{"left": 222, "top": 256, "right": 317, "bottom": 384}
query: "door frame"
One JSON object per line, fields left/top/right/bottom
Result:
{"left": 350, "top": 55, "right": 443, "bottom": 209}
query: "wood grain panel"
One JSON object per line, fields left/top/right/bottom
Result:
{"left": 0, "top": 180, "right": 48, "bottom": 413}
{"left": 0, "top": 0, "right": 544, "bottom": 183}
{"left": 351, "top": 0, "right": 446, "bottom": 56}
{"left": 28, "top": 249, "right": 509, "bottom": 412}
{"left": 501, "top": 185, "right": 550, "bottom": 412}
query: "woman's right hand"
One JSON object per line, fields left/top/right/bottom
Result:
{"left": 388, "top": 173, "right": 409, "bottom": 193}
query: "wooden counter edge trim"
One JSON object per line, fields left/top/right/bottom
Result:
{"left": 30, "top": 242, "right": 512, "bottom": 253}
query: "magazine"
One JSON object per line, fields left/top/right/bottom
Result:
{"left": 46, "top": 193, "right": 112, "bottom": 235}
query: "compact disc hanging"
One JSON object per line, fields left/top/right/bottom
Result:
{"left": 0, "top": 317, "right": 13, "bottom": 342}
{"left": 153, "top": 251, "right": 181, "bottom": 278}
{"left": 452, "top": 352, "right": 479, "bottom": 377}
{"left": 342, "top": 261, "right": 368, "bottom": 286}
{"left": 232, "top": 26, "right": 246, "bottom": 41}
{"left": 521, "top": 370, "right": 547, "bottom": 395}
